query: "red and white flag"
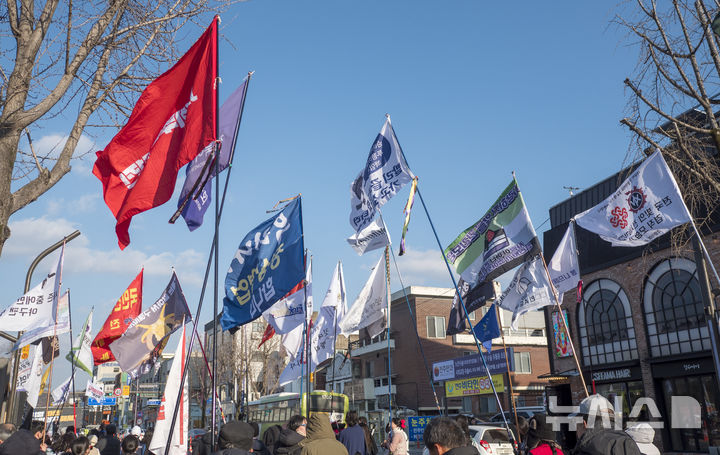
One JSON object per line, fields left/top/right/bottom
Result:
{"left": 93, "top": 19, "right": 218, "bottom": 249}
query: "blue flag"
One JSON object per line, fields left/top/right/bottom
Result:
{"left": 473, "top": 304, "right": 500, "bottom": 352}
{"left": 222, "top": 198, "right": 305, "bottom": 331}
{"left": 177, "top": 77, "right": 250, "bottom": 230}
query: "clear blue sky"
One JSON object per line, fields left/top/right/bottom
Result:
{"left": 1, "top": 1, "right": 640, "bottom": 384}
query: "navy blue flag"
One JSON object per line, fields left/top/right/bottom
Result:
{"left": 222, "top": 197, "right": 304, "bottom": 331}
{"left": 447, "top": 279, "right": 497, "bottom": 336}
{"left": 473, "top": 304, "right": 500, "bottom": 352}
{"left": 177, "top": 77, "right": 250, "bottom": 230}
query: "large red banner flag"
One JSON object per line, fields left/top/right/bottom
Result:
{"left": 93, "top": 19, "right": 218, "bottom": 249}
{"left": 91, "top": 269, "right": 143, "bottom": 364}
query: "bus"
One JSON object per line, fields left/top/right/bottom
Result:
{"left": 247, "top": 391, "right": 349, "bottom": 435}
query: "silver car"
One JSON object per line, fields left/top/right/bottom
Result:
{"left": 468, "top": 425, "right": 516, "bottom": 455}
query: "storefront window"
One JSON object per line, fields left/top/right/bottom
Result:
{"left": 578, "top": 279, "right": 638, "bottom": 366}
{"left": 644, "top": 257, "right": 710, "bottom": 357}
{"left": 659, "top": 374, "right": 720, "bottom": 452}
{"left": 590, "top": 381, "right": 643, "bottom": 418}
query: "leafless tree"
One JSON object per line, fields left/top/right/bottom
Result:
{"left": 0, "top": 0, "right": 239, "bottom": 256}
{"left": 618, "top": 0, "right": 720, "bottom": 240}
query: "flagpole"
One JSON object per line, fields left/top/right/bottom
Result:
{"left": 384, "top": 246, "right": 393, "bottom": 421}
{"left": 387, "top": 118, "right": 516, "bottom": 449}
{"left": 66, "top": 289, "right": 77, "bottom": 434}
{"left": 494, "top": 304, "right": 520, "bottom": 442}
{"left": 330, "top": 261, "right": 340, "bottom": 395}
{"left": 304, "top": 255, "right": 312, "bottom": 412}
{"left": 42, "top": 242, "right": 65, "bottom": 441}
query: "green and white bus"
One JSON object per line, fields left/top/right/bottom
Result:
{"left": 247, "top": 391, "right": 349, "bottom": 435}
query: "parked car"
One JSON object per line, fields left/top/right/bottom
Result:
{"left": 469, "top": 425, "right": 516, "bottom": 455}
{"left": 489, "top": 406, "right": 546, "bottom": 423}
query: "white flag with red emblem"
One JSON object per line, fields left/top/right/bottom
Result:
{"left": 575, "top": 151, "right": 692, "bottom": 247}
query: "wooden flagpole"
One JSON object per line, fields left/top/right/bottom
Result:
{"left": 494, "top": 304, "right": 521, "bottom": 442}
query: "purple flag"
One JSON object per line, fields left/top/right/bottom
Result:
{"left": 177, "top": 77, "right": 249, "bottom": 230}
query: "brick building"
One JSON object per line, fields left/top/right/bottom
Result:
{"left": 347, "top": 286, "right": 550, "bottom": 418}
{"left": 543, "top": 168, "right": 720, "bottom": 453}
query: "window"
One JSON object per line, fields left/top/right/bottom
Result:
{"left": 644, "top": 257, "right": 710, "bottom": 356}
{"left": 468, "top": 311, "right": 476, "bottom": 321}
{"left": 513, "top": 351, "right": 531, "bottom": 374}
{"left": 426, "top": 316, "right": 446, "bottom": 339}
{"left": 578, "top": 279, "right": 638, "bottom": 366}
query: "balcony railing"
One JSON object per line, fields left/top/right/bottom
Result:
{"left": 349, "top": 330, "right": 392, "bottom": 351}
{"left": 348, "top": 331, "right": 395, "bottom": 356}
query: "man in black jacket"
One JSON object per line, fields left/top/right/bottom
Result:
{"left": 274, "top": 415, "right": 306, "bottom": 455}
{"left": 423, "top": 417, "right": 478, "bottom": 455}
{"left": 0, "top": 420, "right": 46, "bottom": 455}
{"left": 96, "top": 424, "right": 122, "bottom": 455}
{"left": 571, "top": 394, "right": 642, "bottom": 455}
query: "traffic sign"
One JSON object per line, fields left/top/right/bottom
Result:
{"left": 147, "top": 399, "right": 162, "bottom": 406}
{"left": 122, "top": 385, "right": 130, "bottom": 397}
{"left": 136, "top": 418, "right": 142, "bottom": 425}
{"left": 113, "top": 388, "right": 121, "bottom": 397}
{"left": 88, "top": 397, "right": 117, "bottom": 406}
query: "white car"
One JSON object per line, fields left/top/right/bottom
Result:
{"left": 468, "top": 425, "right": 516, "bottom": 455}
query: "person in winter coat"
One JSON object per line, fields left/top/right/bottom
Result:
{"left": 299, "top": 413, "right": 348, "bottom": 455}
{"left": 263, "top": 424, "right": 283, "bottom": 454}
{"left": 423, "top": 417, "right": 476, "bottom": 455}
{"left": 571, "top": 395, "right": 642, "bottom": 455}
{"left": 97, "top": 424, "right": 122, "bottom": 455}
{"left": 526, "top": 414, "right": 563, "bottom": 455}
{"left": 624, "top": 424, "right": 660, "bottom": 455}
{"left": 358, "top": 417, "right": 377, "bottom": 455}
{"left": 452, "top": 415, "right": 479, "bottom": 454}
{"left": 0, "top": 420, "right": 47, "bottom": 455}
{"left": 212, "top": 420, "right": 255, "bottom": 455}
{"left": 338, "top": 411, "right": 366, "bottom": 455}
{"left": 274, "top": 415, "right": 306, "bottom": 455}
{"left": 386, "top": 418, "right": 410, "bottom": 455}
{"left": 249, "top": 422, "right": 271, "bottom": 455}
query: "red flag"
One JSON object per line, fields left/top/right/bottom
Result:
{"left": 258, "top": 323, "right": 275, "bottom": 348}
{"left": 92, "top": 270, "right": 143, "bottom": 364}
{"left": 93, "top": 19, "right": 218, "bottom": 249}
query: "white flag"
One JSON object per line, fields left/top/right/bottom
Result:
{"left": 0, "top": 270, "right": 60, "bottom": 334}
{"left": 13, "top": 290, "right": 70, "bottom": 350}
{"left": 264, "top": 259, "right": 312, "bottom": 335}
{"left": 278, "top": 342, "right": 306, "bottom": 386}
{"left": 548, "top": 222, "right": 580, "bottom": 296}
{"left": 575, "top": 151, "right": 692, "bottom": 247}
{"left": 51, "top": 373, "right": 73, "bottom": 405}
{"left": 311, "top": 262, "right": 347, "bottom": 367}
{"left": 349, "top": 117, "right": 415, "bottom": 233}
{"left": 24, "top": 345, "right": 47, "bottom": 408}
{"left": 16, "top": 344, "right": 38, "bottom": 392}
{"left": 281, "top": 323, "right": 305, "bottom": 361}
{"left": 67, "top": 309, "right": 94, "bottom": 375}
{"left": 85, "top": 379, "right": 104, "bottom": 400}
{"left": 496, "top": 256, "right": 554, "bottom": 330}
{"left": 339, "top": 256, "right": 387, "bottom": 337}
{"left": 149, "top": 327, "right": 188, "bottom": 455}
{"left": 347, "top": 219, "right": 391, "bottom": 255}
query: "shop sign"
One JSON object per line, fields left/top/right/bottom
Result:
{"left": 407, "top": 416, "right": 431, "bottom": 441}
{"left": 445, "top": 374, "right": 504, "bottom": 397}
{"left": 432, "top": 360, "right": 454, "bottom": 381}
{"left": 432, "top": 349, "right": 513, "bottom": 382}
{"left": 652, "top": 357, "right": 714, "bottom": 378}
{"left": 590, "top": 366, "right": 641, "bottom": 383}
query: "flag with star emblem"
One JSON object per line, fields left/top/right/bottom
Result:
{"left": 109, "top": 271, "right": 191, "bottom": 372}
{"left": 472, "top": 304, "right": 500, "bottom": 352}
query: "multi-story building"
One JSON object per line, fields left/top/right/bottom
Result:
{"left": 542, "top": 166, "right": 720, "bottom": 453}
{"left": 347, "top": 286, "right": 549, "bottom": 418}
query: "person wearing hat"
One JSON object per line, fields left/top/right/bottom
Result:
{"left": 212, "top": 420, "right": 255, "bottom": 455}
{"left": 525, "top": 414, "right": 563, "bottom": 455}
{"left": 624, "top": 423, "right": 659, "bottom": 455}
{"left": 299, "top": 413, "right": 348, "bottom": 455}
{"left": 571, "top": 394, "right": 642, "bottom": 455}
{"left": 88, "top": 434, "right": 101, "bottom": 455}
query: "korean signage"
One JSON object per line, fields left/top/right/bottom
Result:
{"left": 407, "top": 416, "right": 431, "bottom": 441}
{"left": 433, "top": 348, "right": 513, "bottom": 382}
{"left": 88, "top": 397, "right": 117, "bottom": 406}
{"left": 445, "top": 374, "right": 505, "bottom": 397}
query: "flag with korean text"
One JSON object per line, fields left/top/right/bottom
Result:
{"left": 110, "top": 272, "right": 190, "bottom": 373}
{"left": 446, "top": 279, "right": 498, "bottom": 336}
{"left": 278, "top": 334, "right": 306, "bottom": 386}
{"left": 93, "top": 19, "right": 217, "bottom": 249}
{"left": 496, "top": 256, "right": 554, "bottom": 330}
{"left": 51, "top": 373, "right": 73, "bottom": 406}
{"left": 67, "top": 309, "right": 94, "bottom": 375}
{"left": 13, "top": 291, "right": 69, "bottom": 350}
{"left": 311, "top": 261, "right": 347, "bottom": 367}
{"left": 264, "top": 257, "right": 312, "bottom": 335}
{"left": 149, "top": 325, "right": 188, "bottom": 455}
{"left": 349, "top": 117, "right": 414, "bottom": 233}
{"left": 85, "top": 379, "right": 104, "bottom": 400}
{"left": 222, "top": 197, "right": 305, "bottom": 331}
{"left": 346, "top": 219, "right": 391, "bottom": 256}
{"left": 574, "top": 151, "right": 692, "bottom": 246}
{"left": 339, "top": 256, "right": 387, "bottom": 337}
{"left": 92, "top": 270, "right": 143, "bottom": 364}
{"left": 548, "top": 222, "right": 580, "bottom": 296}
{"left": 445, "top": 180, "right": 541, "bottom": 286}
{"left": 177, "top": 77, "right": 250, "bottom": 230}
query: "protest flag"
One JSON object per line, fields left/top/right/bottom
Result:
{"left": 548, "top": 221, "right": 580, "bottom": 296}
{"left": 346, "top": 219, "right": 391, "bottom": 256}
{"left": 496, "top": 255, "right": 554, "bottom": 330}
{"left": 473, "top": 305, "right": 500, "bottom": 352}
{"left": 175, "top": 75, "right": 251, "bottom": 230}
{"left": 446, "top": 279, "right": 498, "bottom": 336}
{"left": 222, "top": 197, "right": 305, "bottom": 331}
{"left": 110, "top": 271, "right": 190, "bottom": 372}
{"left": 574, "top": 150, "right": 692, "bottom": 247}
{"left": 399, "top": 176, "right": 418, "bottom": 256}
{"left": 257, "top": 323, "right": 275, "bottom": 348}
{"left": 264, "top": 257, "right": 312, "bottom": 335}
{"left": 67, "top": 309, "right": 94, "bottom": 375}
{"left": 349, "top": 116, "right": 415, "bottom": 233}
{"left": 93, "top": 19, "right": 217, "bottom": 249}
{"left": 311, "top": 261, "right": 347, "bottom": 367}
{"left": 92, "top": 269, "right": 143, "bottom": 364}
{"left": 445, "top": 179, "right": 541, "bottom": 286}
{"left": 339, "top": 255, "right": 387, "bottom": 338}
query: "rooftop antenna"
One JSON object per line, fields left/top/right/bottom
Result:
{"left": 563, "top": 186, "right": 580, "bottom": 196}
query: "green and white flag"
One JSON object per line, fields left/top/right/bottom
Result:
{"left": 445, "top": 180, "right": 541, "bottom": 285}
{"left": 66, "top": 309, "right": 94, "bottom": 375}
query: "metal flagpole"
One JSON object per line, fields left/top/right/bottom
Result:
{"left": 210, "top": 16, "right": 221, "bottom": 448}
{"left": 387, "top": 118, "right": 516, "bottom": 449}
{"left": 66, "top": 289, "right": 77, "bottom": 433}
{"left": 385, "top": 246, "right": 393, "bottom": 420}
{"left": 331, "top": 261, "right": 341, "bottom": 395}
{"left": 304, "top": 255, "right": 311, "bottom": 413}
{"left": 494, "top": 305, "right": 520, "bottom": 441}
{"left": 42, "top": 242, "right": 65, "bottom": 441}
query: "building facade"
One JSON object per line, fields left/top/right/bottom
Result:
{"left": 543, "top": 169, "right": 720, "bottom": 453}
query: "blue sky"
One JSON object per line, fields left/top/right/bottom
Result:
{"left": 1, "top": 1, "right": 641, "bottom": 383}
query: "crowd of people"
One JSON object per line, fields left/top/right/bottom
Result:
{"left": 0, "top": 394, "right": 663, "bottom": 455}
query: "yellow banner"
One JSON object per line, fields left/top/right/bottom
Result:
{"left": 445, "top": 374, "right": 504, "bottom": 397}
{"left": 122, "top": 385, "right": 130, "bottom": 397}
